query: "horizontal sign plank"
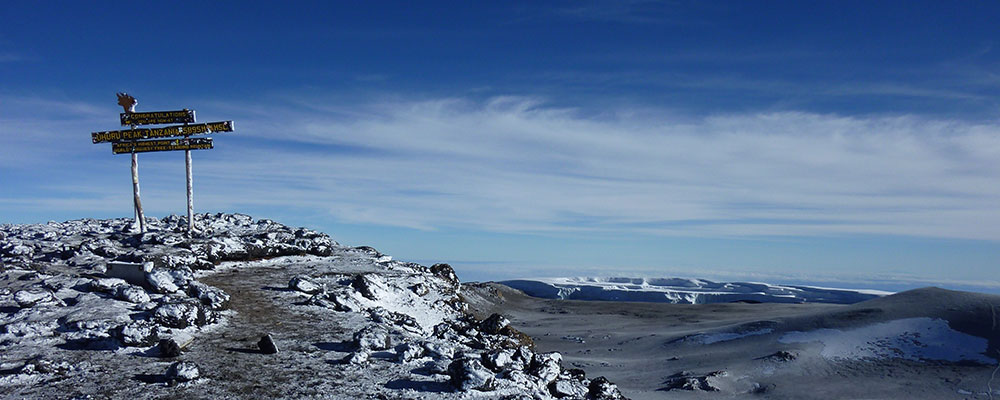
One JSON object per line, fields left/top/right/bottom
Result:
{"left": 113, "top": 138, "right": 213, "bottom": 154}
{"left": 92, "top": 121, "right": 235, "bottom": 143}
{"left": 121, "top": 110, "right": 196, "bottom": 126}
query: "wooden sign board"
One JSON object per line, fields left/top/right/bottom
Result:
{"left": 113, "top": 138, "right": 213, "bottom": 154}
{"left": 92, "top": 121, "right": 235, "bottom": 143}
{"left": 121, "top": 110, "right": 196, "bottom": 126}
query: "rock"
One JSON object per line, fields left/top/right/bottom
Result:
{"left": 13, "top": 289, "right": 59, "bottom": 308}
{"left": 114, "top": 285, "right": 150, "bottom": 304}
{"left": 289, "top": 276, "right": 322, "bottom": 294}
{"left": 152, "top": 302, "right": 200, "bottom": 328}
{"left": 350, "top": 274, "right": 385, "bottom": 300}
{"left": 186, "top": 282, "right": 230, "bottom": 310}
{"left": 395, "top": 342, "right": 425, "bottom": 363}
{"left": 481, "top": 349, "right": 515, "bottom": 372}
{"left": 258, "top": 334, "right": 278, "bottom": 354}
{"left": 165, "top": 361, "right": 199, "bottom": 382}
{"left": 369, "top": 308, "right": 422, "bottom": 334}
{"left": 409, "top": 283, "right": 429, "bottom": 296}
{"left": 112, "top": 321, "right": 158, "bottom": 346}
{"left": 353, "top": 325, "right": 392, "bottom": 350}
{"left": 550, "top": 378, "right": 589, "bottom": 398}
{"left": 588, "top": 376, "right": 627, "bottom": 399}
{"left": 764, "top": 350, "right": 797, "bottom": 362}
{"left": 479, "top": 313, "right": 509, "bottom": 335}
{"left": 88, "top": 277, "right": 128, "bottom": 293}
{"left": 423, "top": 341, "right": 456, "bottom": 359}
{"left": 145, "top": 270, "right": 179, "bottom": 294}
{"left": 344, "top": 349, "right": 370, "bottom": 364}
{"left": 448, "top": 358, "right": 496, "bottom": 392}
{"left": 158, "top": 338, "right": 182, "bottom": 358}
{"left": 430, "top": 263, "right": 459, "bottom": 287}
{"left": 529, "top": 352, "right": 563, "bottom": 384}
{"left": 661, "top": 371, "right": 723, "bottom": 392}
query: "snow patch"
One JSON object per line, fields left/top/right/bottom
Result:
{"left": 779, "top": 317, "right": 994, "bottom": 363}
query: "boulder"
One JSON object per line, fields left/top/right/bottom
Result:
{"left": 550, "top": 378, "right": 589, "bottom": 398}
{"left": 158, "top": 338, "right": 182, "bottom": 358}
{"left": 448, "top": 358, "right": 496, "bottom": 392}
{"left": 589, "top": 376, "right": 627, "bottom": 399}
{"left": 289, "top": 275, "right": 322, "bottom": 294}
{"left": 430, "top": 263, "right": 460, "bottom": 287}
{"left": 152, "top": 302, "right": 200, "bottom": 328}
{"left": 479, "top": 313, "right": 509, "bottom": 335}
{"left": 258, "top": 334, "right": 279, "bottom": 354}
{"left": 145, "top": 270, "right": 179, "bottom": 294}
{"left": 353, "top": 325, "right": 392, "bottom": 350}
{"left": 114, "top": 285, "right": 151, "bottom": 304}
{"left": 112, "top": 321, "right": 158, "bottom": 347}
{"left": 528, "top": 352, "right": 563, "bottom": 384}
{"left": 13, "top": 289, "right": 59, "bottom": 308}
{"left": 165, "top": 361, "right": 199, "bottom": 382}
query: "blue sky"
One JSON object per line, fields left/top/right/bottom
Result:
{"left": 2, "top": 1, "right": 1000, "bottom": 292}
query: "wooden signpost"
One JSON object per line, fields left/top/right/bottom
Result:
{"left": 92, "top": 93, "right": 236, "bottom": 234}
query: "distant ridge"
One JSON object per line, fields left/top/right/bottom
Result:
{"left": 500, "top": 277, "right": 892, "bottom": 304}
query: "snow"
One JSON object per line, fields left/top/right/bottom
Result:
{"left": 779, "top": 317, "right": 994, "bottom": 363}
{"left": 0, "top": 214, "right": 626, "bottom": 399}
{"left": 501, "top": 276, "right": 890, "bottom": 304}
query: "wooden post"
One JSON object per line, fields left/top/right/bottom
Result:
{"left": 185, "top": 146, "right": 194, "bottom": 233}
{"left": 131, "top": 148, "right": 146, "bottom": 233}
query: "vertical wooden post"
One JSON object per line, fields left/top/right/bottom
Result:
{"left": 131, "top": 148, "right": 146, "bottom": 233}
{"left": 185, "top": 146, "right": 194, "bottom": 233}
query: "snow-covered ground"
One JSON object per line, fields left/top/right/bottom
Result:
{"left": 0, "top": 214, "right": 628, "bottom": 399}
{"left": 501, "top": 277, "right": 890, "bottom": 304}
{"left": 779, "top": 317, "right": 994, "bottom": 363}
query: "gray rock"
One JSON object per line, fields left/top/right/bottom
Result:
{"left": 258, "top": 334, "right": 278, "bottom": 354}
{"left": 482, "top": 349, "right": 516, "bottom": 372}
{"left": 479, "top": 313, "right": 509, "bottom": 335}
{"left": 88, "top": 277, "right": 128, "bottom": 293}
{"left": 448, "top": 358, "right": 496, "bottom": 392}
{"left": 344, "top": 349, "right": 370, "bottom": 364}
{"left": 353, "top": 325, "right": 391, "bottom": 350}
{"left": 13, "top": 289, "right": 59, "bottom": 308}
{"left": 165, "top": 361, "right": 199, "bottom": 382}
{"left": 589, "top": 376, "right": 627, "bottom": 399}
{"left": 145, "top": 270, "right": 179, "bottom": 294}
{"left": 289, "top": 276, "right": 322, "bottom": 294}
{"left": 430, "top": 263, "right": 459, "bottom": 287}
{"left": 113, "top": 321, "right": 158, "bottom": 346}
{"left": 114, "top": 285, "right": 150, "bottom": 304}
{"left": 550, "top": 378, "right": 589, "bottom": 398}
{"left": 529, "top": 352, "right": 563, "bottom": 384}
{"left": 186, "top": 282, "right": 230, "bottom": 310}
{"left": 158, "top": 338, "right": 182, "bottom": 358}
{"left": 153, "top": 302, "right": 200, "bottom": 328}
{"left": 395, "top": 342, "right": 425, "bottom": 363}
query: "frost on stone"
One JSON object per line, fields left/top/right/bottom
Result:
{"left": 289, "top": 275, "right": 322, "bottom": 294}
{"left": 13, "top": 290, "right": 59, "bottom": 308}
{"left": 448, "top": 357, "right": 497, "bottom": 392}
{"left": 165, "top": 361, "right": 199, "bottom": 382}
{"left": 145, "top": 270, "right": 179, "bottom": 294}
{"left": 114, "top": 285, "right": 151, "bottom": 304}
{"left": 152, "top": 302, "right": 201, "bottom": 329}
{"left": 353, "top": 325, "right": 392, "bottom": 351}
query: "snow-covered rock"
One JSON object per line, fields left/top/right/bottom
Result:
{"left": 0, "top": 214, "right": 627, "bottom": 399}
{"left": 165, "top": 361, "right": 200, "bottom": 382}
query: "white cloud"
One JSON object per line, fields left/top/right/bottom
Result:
{"left": 6, "top": 95, "right": 1000, "bottom": 241}
{"left": 183, "top": 96, "right": 1000, "bottom": 240}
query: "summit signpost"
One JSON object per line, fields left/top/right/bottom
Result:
{"left": 93, "top": 93, "right": 236, "bottom": 234}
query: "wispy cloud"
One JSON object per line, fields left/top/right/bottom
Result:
{"left": 182, "top": 96, "right": 1000, "bottom": 240}
{"left": 6, "top": 95, "right": 1000, "bottom": 241}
